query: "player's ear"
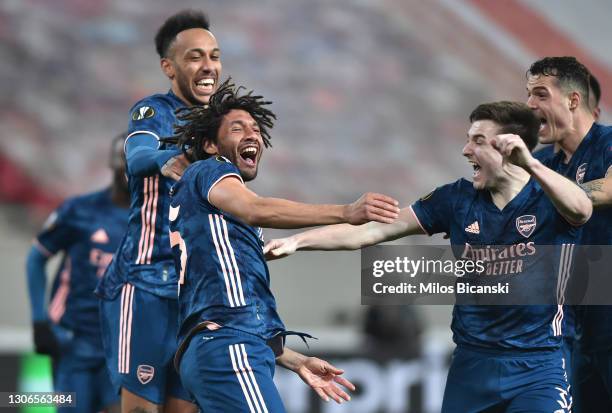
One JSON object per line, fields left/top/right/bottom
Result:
{"left": 568, "top": 91, "right": 581, "bottom": 111}
{"left": 203, "top": 139, "right": 218, "bottom": 156}
{"left": 160, "top": 58, "right": 175, "bottom": 80}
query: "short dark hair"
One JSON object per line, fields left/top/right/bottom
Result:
{"left": 155, "top": 10, "right": 211, "bottom": 58}
{"left": 527, "top": 56, "right": 591, "bottom": 109}
{"left": 175, "top": 78, "right": 276, "bottom": 161}
{"left": 589, "top": 73, "right": 601, "bottom": 106}
{"left": 469, "top": 101, "right": 540, "bottom": 151}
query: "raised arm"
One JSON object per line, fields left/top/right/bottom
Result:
{"left": 495, "top": 134, "right": 592, "bottom": 225}
{"left": 264, "top": 206, "right": 425, "bottom": 259}
{"left": 208, "top": 176, "right": 400, "bottom": 228}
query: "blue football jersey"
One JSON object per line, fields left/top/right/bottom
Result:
{"left": 168, "top": 156, "right": 286, "bottom": 344}
{"left": 412, "top": 178, "right": 580, "bottom": 351}
{"left": 533, "top": 145, "right": 556, "bottom": 164}
{"left": 547, "top": 123, "right": 612, "bottom": 351}
{"left": 97, "top": 91, "right": 185, "bottom": 299}
{"left": 35, "top": 189, "right": 128, "bottom": 335}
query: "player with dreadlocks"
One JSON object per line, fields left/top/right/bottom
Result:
{"left": 168, "top": 78, "right": 400, "bottom": 411}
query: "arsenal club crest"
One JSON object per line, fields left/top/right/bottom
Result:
{"left": 516, "top": 215, "right": 536, "bottom": 238}
{"left": 137, "top": 365, "right": 155, "bottom": 385}
{"left": 576, "top": 163, "right": 588, "bottom": 184}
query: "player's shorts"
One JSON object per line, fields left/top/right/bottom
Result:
{"left": 179, "top": 327, "right": 286, "bottom": 412}
{"left": 52, "top": 326, "right": 119, "bottom": 413}
{"left": 99, "top": 283, "right": 191, "bottom": 405}
{"left": 442, "top": 346, "right": 571, "bottom": 413}
{"left": 571, "top": 342, "right": 612, "bottom": 412}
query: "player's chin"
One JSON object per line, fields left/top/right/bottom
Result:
{"left": 239, "top": 167, "right": 258, "bottom": 182}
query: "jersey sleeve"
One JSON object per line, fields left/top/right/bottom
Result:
{"left": 125, "top": 96, "right": 182, "bottom": 176}
{"left": 194, "top": 157, "right": 244, "bottom": 206}
{"left": 127, "top": 96, "right": 176, "bottom": 139}
{"left": 410, "top": 180, "right": 461, "bottom": 235}
{"left": 35, "top": 200, "right": 79, "bottom": 256}
{"left": 603, "top": 134, "right": 612, "bottom": 176}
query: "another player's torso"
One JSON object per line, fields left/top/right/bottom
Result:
{"left": 170, "top": 158, "right": 285, "bottom": 342}
{"left": 446, "top": 179, "right": 578, "bottom": 352}
{"left": 106, "top": 91, "right": 185, "bottom": 299}
{"left": 50, "top": 190, "right": 128, "bottom": 334}
{"left": 548, "top": 123, "right": 612, "bottom": 351}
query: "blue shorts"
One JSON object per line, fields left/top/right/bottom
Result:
{"left": 179, "top": 328, "right": 286, "bottom": 412}
{"left": 442, "top": 346, "right": 571, "bottom": 413}
{"left": 572, "top": 342, "right": 612, "bottom": 412}
{"left": 52, "top": 326, "right": 118, "bottom": 413}
{"left": 99, "top": 283, "right": 190, "bottom": 405}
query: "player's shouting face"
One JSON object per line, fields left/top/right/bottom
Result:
{"left": 206, "top": 109, "right": 264, "bottom": 182}
{"left": 463, "top": 119, "right": 506, "bottom": 191}
{"left": 162, "top": 28, "right": 221, "bottom": 106}
{"left": 526, "top": 74, "right": 574, "bottom": 145}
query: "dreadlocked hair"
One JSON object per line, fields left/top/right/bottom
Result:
{"left": 174, "top": 78, "right": 276, "bottom": 162}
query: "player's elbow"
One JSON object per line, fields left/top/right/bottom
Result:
{"left": 568, "top": 200, "right": 592, "bottom": 226}
{"left": 242, "top": 205, "right": 280, "bottom": 227}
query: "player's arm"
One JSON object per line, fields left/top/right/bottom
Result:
{"left": 25, "top": 244, "right": 60, "bottom": 357}
{"left": 494, "top": 134, "right": 592, "bottom": 225}
{"left": 125, "top": 133, "right": 188, "bottom": 180}
{"left": 208, "top": 176, "right": 400, "bottom": 228}
{"left": 580, "top": 176, "right": 612, "bottom": 208}
{"left": 276, "top": 347, "right": 355, "bottom": 403}
{"left": 265, "top": 206, "right": 425, "bottom": 259}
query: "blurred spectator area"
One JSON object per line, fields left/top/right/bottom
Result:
{"left": 1, "top": 0, "right": 611, "bottom": 334}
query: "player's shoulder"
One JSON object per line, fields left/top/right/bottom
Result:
{"left": 444, "top": 178, "right": 475, "bottom": 196}
{"left": 593, "top": 123, "right": 612, "bottom": 145}
{"left": 532, "top": 145, "right": 555, "bottom": 163}
{"left": 129, "top": 91, "right": 182, "bottom": 120}
{"left": 63, "top": 188, "right": 111, "bottom": 214}
{"left": 190, "top": 156, "right": 238, "bottom": 175}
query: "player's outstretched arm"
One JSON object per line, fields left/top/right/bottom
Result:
{"left": 125, "top": 133, "right": 189, "bottom": 179}
{"left": 208, "top": 176, "right": 400, "bottom": 229}
{"left": 276, "top": 348, "right": 356, "bottom": 404}
{"left": 494, "top": 133, "right": 592, "bottom": 225}
{"left": 581, "top": 176, "right": 612, "bottom": 208}
{"left": 264, "top": 206, "right": 426, "bottom": 259}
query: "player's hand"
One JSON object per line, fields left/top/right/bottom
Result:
{"left": 491, "top": 134, "right": 535, "bottom": 170}
{"left": 33, "top": 321, "right": 59, "bottom": 357}
{"left": 264, "top": 237, "right": 298, "bottom": 260}
{"left": 344, "top": 193, "right": 399, "bottom": 225}
{"left": 161, "top": 153, "right": 191, "bottom": 181}
{"left": 295, "top": 357, "right": 356, "bottom": 403}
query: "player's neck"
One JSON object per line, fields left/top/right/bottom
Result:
{"left": 488, "top": 167, "right": 530, "bottom": 210}
{"left": 558, "top": 114, "right": 594, "bottom": 162}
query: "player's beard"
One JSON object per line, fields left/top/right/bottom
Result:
{"left": 175, "top": 71, "right": 207, "bottom": 106}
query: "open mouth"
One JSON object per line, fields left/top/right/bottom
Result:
{"left": 195, "top": 78, "right": 215, "bottom": 94}
{"left": 539, "top": 117, "right": 547, "bottom": 132}
{"left": 469, "top": 161, "right": 481, "bottom": 177}
{"left": 239, "top": 146, "right": 258, "bottom": 167}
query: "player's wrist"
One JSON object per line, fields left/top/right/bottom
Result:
{"left": 523, "top": 156, "right": 541, "bottom": 174}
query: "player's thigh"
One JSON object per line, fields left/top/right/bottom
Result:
{"left": 163, "top": 396, "right": 198, "bottom": 413}
{"left": 441, "top": 348, "right": 501, "bottom": 413}
{"left": 595, "top": 350, "right": 612, "bottom": 400}
{"left": 54, "top": 357, "right": 96, "bottom": 413}
{"left": 180, "top": 329, "right": 286, "bottom": 413}
{"left": 121, "top": 387, "right": 161, "bottom": 413}
{"left": 104, "top": 284, "right": 180, "bottom": 405}
{"left": 504, "top": 355, "right": 571, "bottom": 413}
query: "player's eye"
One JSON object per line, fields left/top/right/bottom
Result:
{"left": 211, "top": 53, "right": 220, "bottom": 61}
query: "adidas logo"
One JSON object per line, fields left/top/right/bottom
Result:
{"left": 91, "top": 228, "right": 109, "bottom": 243}
{"left": 465, "top": 221, "right": 480, "bottom": 234}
